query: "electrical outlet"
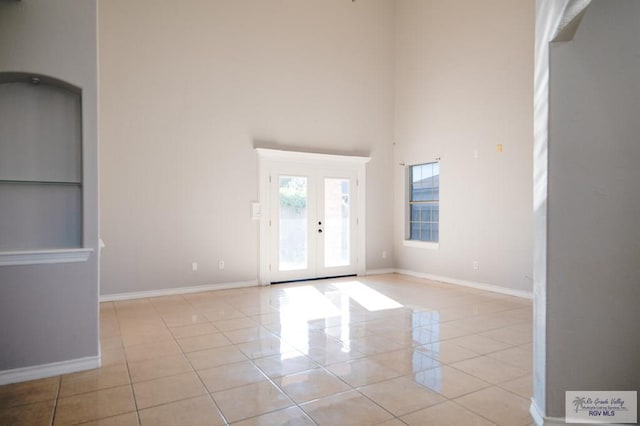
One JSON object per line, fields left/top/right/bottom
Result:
{"left": 191, "top": 262, "right": 198, "bottom": 272}
{"left": 382, "top": 250, "right": 387, "bottom": 259}
{"left": 472, "top": 261, "right": 479, "bottom": 270}
{"left": 218, "top": 260, "right": 225, "bottom": 270}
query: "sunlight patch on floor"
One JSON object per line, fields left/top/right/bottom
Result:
{"left": 334, "top": 281, "right": 403, "bottom": 311}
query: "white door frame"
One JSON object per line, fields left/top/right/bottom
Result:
{"left": 256, "top": 148, "right": 370, "bottom": 285}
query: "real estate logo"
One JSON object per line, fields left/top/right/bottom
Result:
{"left": 566, "top": 391, "right": 637, "bottom": 423}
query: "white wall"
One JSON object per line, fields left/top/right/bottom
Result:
{"left": 99, "top": 0, "right": 395, "bottom": 295}
{"left": 393, "top": 0, "right": 535, "bottom": 294}
{"left": 545, "top": 0, "right": 640, "bottom": 417}
{"left": 0, "top": 0, "right": 99, "bottom": 373}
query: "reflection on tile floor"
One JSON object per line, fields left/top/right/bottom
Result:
{"left": 0, "top": 274, "right": 534, "bottom": 425}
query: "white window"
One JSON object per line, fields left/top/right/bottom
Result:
{"left": 407, "top": 162, "right": 439, "bottom": 243}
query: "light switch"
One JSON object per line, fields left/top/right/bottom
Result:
{"left": 496, "top": 144, "right": 503, "bottom": 153}
{"left": 251, "top": 202, "right": 261, "bottom": 220}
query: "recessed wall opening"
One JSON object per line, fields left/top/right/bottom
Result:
{"left": 0, "top": 72, "right": 83, "bottom": 251}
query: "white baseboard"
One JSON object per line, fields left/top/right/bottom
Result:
{"left": 530, "top": 399, "right": 572, "bottom": 426}
{"left": 0, "top": 355, "right": 101, "bottom": 386}
{"left": 365, "top": 268, "right": 396, "bottom": 276}
{"left": 530, "top": 399, "right": 545, "bottom": 426}
{"left": 100, "top": 272, "right": 532, "bottom": 302}
{"left": 395, "top": 269, "right": 533, "bottom": 299}
{"left": 100, "top": 280, "right": 258, "bottom": 302}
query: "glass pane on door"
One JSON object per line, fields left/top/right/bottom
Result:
{"left": 324, "top": 178, "right": 350, "bottom": 267}
{"left": 279, "top": 176, "right": 308, "bottom": 271}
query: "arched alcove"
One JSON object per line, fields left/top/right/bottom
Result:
{"left": 0, "top": 72, "right": 82, "bottom": 250}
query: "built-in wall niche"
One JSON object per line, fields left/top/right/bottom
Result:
{"left": 0, "top": 72, "right": 82, "bottom": 253}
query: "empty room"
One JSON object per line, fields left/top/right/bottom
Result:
{"left": 0, "top": 0, "right": 638, "bottom": 425}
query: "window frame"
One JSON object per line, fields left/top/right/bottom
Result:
{"left": 404, "top": 161, "right": 440, "bottom": 250}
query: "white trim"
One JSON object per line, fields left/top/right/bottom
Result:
{"left": 530, "top": 399, "right": 545, "bottom": 426}
{"left": 258, "top": 153, "right": 270, "bottom": 285}
{"left": 396, "top": 269, "right": 533, "bottom": 299}
{"left": 255, "top": 148, "right": 371, "bottom": 164}
{"left": 0, "top": 248, "right": 93, "bottom": 267}
{"left": 403, "top": 240, "right": 439, "bottom": 250}
{"left": 530, "top": 399, "right": 568, "bottom": 426}
{"left": 100, "top": 280, "right": 258, "bottom": 302}
{"left": 0, "top": 355, "right": 100, "bottom": 386}
{"left": 365, "top": 268, "right": 396, "bottom": 276}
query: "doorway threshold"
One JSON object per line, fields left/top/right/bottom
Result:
{"left": 271, "top": 274, "right": 357, "bottom": 285}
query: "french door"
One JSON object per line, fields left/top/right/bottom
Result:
{"left": 271, "top": 168, "right": 356, "bottom": 282}
{"left": 257, "top": 149, "right": 369, "bottom": 284}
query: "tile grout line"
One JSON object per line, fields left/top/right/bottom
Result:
{"left": 448, "top": 397, "right": 501, "bottom": 425}
{"left": 172, "top": 298, "right": 242, "bottom": 426}
{"left": 115, "top": 300, "right": 143, "bottom": 426}
{"left": 49, "top": 375, "right": 61, "bottom": 426}
{"left": 242, "top": 354, "right": 318, "bottom": 424}
{"left": 136, "top": 295, "right": 228, "bottom": 424}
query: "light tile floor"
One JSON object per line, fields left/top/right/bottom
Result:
{"left": 0, "top": 274, "right": 534, "bottom": 425}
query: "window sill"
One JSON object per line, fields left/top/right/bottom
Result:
{"left": 403, "top": 240, "right": 439, "bottom": 250}
{"left": 0, "top": 248, "right": 93, "bottom": 267}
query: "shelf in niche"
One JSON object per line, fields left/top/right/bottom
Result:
{"left": 0, "top": 179, "right": 81, "bottom": 186}
{"left": 0, "top": 248, "right": 93, "bottom": 267}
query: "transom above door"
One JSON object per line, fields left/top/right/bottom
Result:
{"left": 256, "top": 149, "right": 370, "bottom": 285}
